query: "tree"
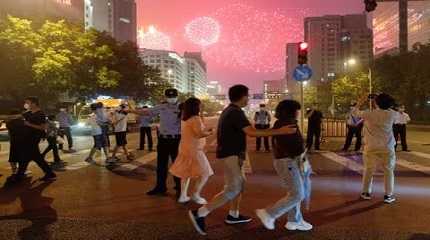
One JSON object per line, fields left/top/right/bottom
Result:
{"left": 303, "top": 84, "right": 317, "bottom": 108}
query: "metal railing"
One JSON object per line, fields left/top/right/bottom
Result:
{"left": 321, "top": 119, "right": 347, "bottom": 137}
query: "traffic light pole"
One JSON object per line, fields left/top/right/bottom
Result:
{"left": 300, "top": 81, "right": 305, "bottom": 133}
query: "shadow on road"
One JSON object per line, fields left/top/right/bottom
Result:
{"left": 408, "top": 234, "right": 430, "bottom": 240}
{"left": 0, "top": 178, "right": 57, "bottom": 240}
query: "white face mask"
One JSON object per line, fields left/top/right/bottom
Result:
{"left": 24, "top": 103, "right": 30, "bottom": 110}
{"left": 167, "top": 98, "right": 178, "bottom": 104}
{"left": 60, "top": 108, "right": 66, "bottom": 112}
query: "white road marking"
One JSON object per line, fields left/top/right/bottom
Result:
{"left": 396, "top": 158, "right": 430, "bottom": 175}
{"left": 408, "top": 151, "right": 430, "bottom": 160}
{"left": 65, "top": 161, "right": 91, "bottom": 171}
{"left": 320, "top": 152, "right": 364, "bottom": 175}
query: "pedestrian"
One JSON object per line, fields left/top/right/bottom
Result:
{"left": 56, "top": 107, "right": 75, "bottom": 152}
{"left": 138, "top": 106, "right": 154, "bottom": 151}
{"left": 254, "top": 103, "right": 271, "bottom": 152}
{"left": 256, "top": 99, "right": 313, "bottom": 232}
{"left": 8, "top": 97, "right": 56, "bottom": 183}
{"left": 188, "top": 84, "right": 297, "bottom": 236}
{"left": 393, "top": 105, "right": 411, "bottom": 152}
{"left": 42, "top": 115, "right": 63, "bottom": 164}
{"left": 5, "top": 110, "right": 28, "bottom": 175}
{"left": 110, "top": 103, "right": 133, "bottom": 162}
{"left": 85, "top": 103, "right": 109, "bottom": 164}
{"left": 353, "top": 93, "right": 397, "bottom": 204}
{"left": 132, "top": 89, "right": 182, "bottom": 196}
{"left": 94, "top": 102, "right": 111, "bottom": 148}
{"left": 342, "top": 103, "right": 364, "bottom": 152}
{"left": 169, "top": 97, "right": 214, "bottom": 204}
{"left": 305, "top": 105, "right": 323, "bottom": 151}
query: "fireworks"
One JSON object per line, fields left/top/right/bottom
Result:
{"left": 185, "top": 17, "right": 221, "bottom": 47}
{"left": 137, "top": 25, "right": 171, "bottom": 50}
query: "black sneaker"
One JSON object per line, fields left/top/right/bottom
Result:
{"left": 40, "top": 172, "right": 57, "bottom": 182}
{"left": 360, "top": 192, "right": 371, "bottom": 200}
{"left": 188, "top": 210, "right": 207, "bottom": 236}
{"left": 146, "top": 188, "right": 167, "bottom": 196}
{"left": 384, "top": 195, "right": 396, "bottom": 204}
{"left": 224, "top": 214, "right": 253, "bottom": 225}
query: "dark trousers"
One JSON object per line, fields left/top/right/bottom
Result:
{"left": 101, "top": 124, "right": 111, "bottom": 147}
{"left": 306, "top": 125, "right": 321, "bottom": 150}
{"left": 255, "top": 124, "right": 270, "bottom": 151}
{"left": 393, "top": 124, "right": 408, "bottom": 151}
{"left": 42, "top": 137, "right": 61, "bottom": 162}
{"left": 17, "top": 139, "right": 53, "bottom": 176}
{"left": 155, "top": 137, "right": 181, "bottom": 192}
{"left": 58, "top": 127, "right": 73, "bottom": 150}
{"left": 139, "top": 127, "right": 153, "bottom": 150}
{"left": 343, "top": 124, "right": 363, "bottom": 151}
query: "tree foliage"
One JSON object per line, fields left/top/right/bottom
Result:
{"left": 332, "top": 71, "right": 374, "bottom": 111}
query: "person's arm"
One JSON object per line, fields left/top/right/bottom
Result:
{"left": 405, "top": 113, "right": 411, "bottom": 123}
{"left": 305, "top": 110, "right": 314, "bottom": 118}
{"left": 267, "top": 111, "right": 271, "bottom": 124}
{"left": 191, "top": 117, "right": 213, "bottom": 138}
{"left": 24, "top": 121, "right": 47, "bottom": 131}
{"left": 242, "top": 125, "right": 296, "bottom": 137}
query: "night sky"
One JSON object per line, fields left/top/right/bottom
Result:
{"left": 137, "top": 0, "right": 364, "bottom": 93}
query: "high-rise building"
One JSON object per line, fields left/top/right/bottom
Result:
{"left": 206, "top": 81, "right": 222, "bottom": 97}
{"left": 0, "top": 0, "right": 84, "bottom": 23}
{"left": 85, "top": 0, "right": 136, "bottom": 43}
{"left": 304, "top": 14, "right": 373, "bottom": 84}
{"left": 184, "top": 52, "right": 207, "bottom": 98}
{"left": 372, "top": 1, "right": 430, "bottom": 57}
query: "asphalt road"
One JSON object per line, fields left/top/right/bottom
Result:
{"left": 0, "top": 118, "right": 430, "bottom": 240}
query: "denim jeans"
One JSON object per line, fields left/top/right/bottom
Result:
{"left": 266, "top": 157, "right": 305, "bottom": 222}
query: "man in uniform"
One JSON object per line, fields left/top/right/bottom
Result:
{"left": 305, "top": 105, "right": 323, "bottom": 151}
{"left": 254, "top": 104, "right": 271, "bottom": 152}
{"left": 133, "top": 89, "right": 182, "bottom": 196}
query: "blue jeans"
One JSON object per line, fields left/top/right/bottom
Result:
{"left": 266, "top": 157, "right": 305, "bottom": 222}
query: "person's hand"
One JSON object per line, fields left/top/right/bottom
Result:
{"left": 24, "top": 121, "right": 30, "bottom": 127}
{"left": 279, "top": 125, "right": 297, "bottom": 135}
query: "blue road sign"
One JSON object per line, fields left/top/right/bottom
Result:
{"left": 293, "top": 65, "right": 313, "bottom": 82}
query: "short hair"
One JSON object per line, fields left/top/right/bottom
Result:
{"left": 259, "top": 104, "right": 266, "bottom": 108}
{"left": 25, "top": 96, "right": 39, "bottom": 106}
{"left": 375, "top": 93, "right": 395, "bottom": 110}
{"left": 228, "top": 85, "right": 249, "bottom": 102}
{"left": 182, "top": 97, "right": 201, "bottom": 121}
{"left": 275, "top": 100, "right": 301, "bottom": 120}
{"left": 142, "top": 106, "right": 148, "bottom": 109}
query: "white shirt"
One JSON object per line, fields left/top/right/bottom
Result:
{"left": 394, "top": 112, "right": 411, "bottom": 125}
{"left": 352, "top": 107, "right": 397, "bottom": 152}
{"left": 87, "top": 113, "right": 102, "bottom": 136}
{"left": 114, "top": 111, "right": 128, "bottom": 132}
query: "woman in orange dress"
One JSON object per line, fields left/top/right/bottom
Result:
{"left": 170, "top": 97, "right": 214, "bottom": 204}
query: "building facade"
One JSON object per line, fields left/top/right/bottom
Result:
{"left": 206, "top": 81, "right": 222, "bottom": 97}
{"left": 1, "top": 0, "right": 84, "bottom": 23}
{"left": 184, "top": 52, "right": 207, "bottom": 98}
{"left": 372, "top": 1, "right": 430, "bottom": 57}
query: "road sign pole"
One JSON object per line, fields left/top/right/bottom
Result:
{"left": 300, "top": 81, "right": 305, "bottom": 132}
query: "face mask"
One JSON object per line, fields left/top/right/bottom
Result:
{"left": 24, "top": 103, "right": 30, "bottom": 110}
{"left": 167, "top": 98, "right": 177, "bottom": 104}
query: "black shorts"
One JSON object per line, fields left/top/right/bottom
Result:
{"left": 115, "top": 132, "right": 127, "bottom": 146}
{"left": 93, "top": 134, "right": 107, "bottom": 149}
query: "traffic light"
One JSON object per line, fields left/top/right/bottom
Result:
{"left": 298, "top": 42, "right": 308, "bottom": 65}
{"left": 364, "top": 0, "right": 378, "bottom": 12}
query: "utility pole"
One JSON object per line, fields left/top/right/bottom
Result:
{"left": 398, "top": 0, "right": 408, "bottom": 54}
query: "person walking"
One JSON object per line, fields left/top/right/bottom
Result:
{"left": 56, "top": 107, "right": 75, "bottom": 152}
{"left": 6, "top": 110, "right": 28, "bottom": 175}
{"left": 94, "top": 102, "right": 111, "bottom": 148}
{"left": 254, "top": 104, "right": 271, "bottom": 152}
{"left": 132, "top": 89, "right": 182, "bottom": 196}
{"left": 9, "top": 97, "right": 56, "bottom": 183}
{"left": 353, "top": 93, "right": 397, "bottom": 204}
{"left": 138, "top": 106, "right": 154, "bottom": 151}
{"left": 170, "top": 97, "right": 214, "bottom": 204}
{"left": 110, "top": 103, "right": 133, "bottom": 162}
{"left": 306, "top": 105, "right": 323, "bottom": 151}
{"left": 393, "top": 105, "right": 411, "bottom": 152}
{"left": 85, "top": 103, "right": 109, "bottom": 164}
{"left": 188, "top": 85, "right": 298, "bottom": 236}
{"left": 256, "top": 99, "right": 313, "bottom": 232}
{"left": 342, "top": 103, "right": 364, "bottom": 152}
{"left": 42, "top": 115, "right": 63, "bottom": 164}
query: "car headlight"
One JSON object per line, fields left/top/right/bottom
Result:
{"left": 76, "top": 122, "right": 86, "bottom": 128}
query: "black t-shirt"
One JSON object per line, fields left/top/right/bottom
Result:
{"left": 272, "top": 119, "right": 305, "bottom": 159}
{"left": 6, "top": 118, "right": 30, "bottom": 144}
{"left": 216, "top": 104, "right": 251, "bottom": 159}
{"left": 23, "top": 110, "right": 47, "bottom": 140}
{"left": 307, "top": 110, "right": 323, "bottom": 126}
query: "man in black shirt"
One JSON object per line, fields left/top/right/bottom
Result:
{"left": 306, "top": 106, "right": 323, "bottom": 151}
{"left": 188, "top": 85, "right": 297, "bottom": 236}
{"left": 10, "top": 97, "right": 56, "bottom": 183}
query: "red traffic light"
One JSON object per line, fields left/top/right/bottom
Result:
{"left": 299, "top": 42, "right": 308, "bottom": 50}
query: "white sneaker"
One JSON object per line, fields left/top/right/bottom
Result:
{"left": 256, "top": 209, "right": 275, "bottom": 230}
{"left": 178, "top": 196, "right": 191, "bottom": 204}
{"left": 192, "top": 194, "right": 208, "bottom": 205}
{"left": 285, "top": 220, "right": 313, "bottom": 231}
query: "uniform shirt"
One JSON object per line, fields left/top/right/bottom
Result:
{"left": 352, "top": 108, "right": 397, "bottom": 151}
{"left": 23, "top": 110, "right": 47, "bottom": 141}
{"left": 254, "top": 110, "right": 271, "bottom": 125}
{"left": 216, "top": 104, "right": 251, "bottom": 159}
{"left": 346, "top": 110, "right": 363, "bottom": 127}
{"left": 394, "top": 112, "right": 411, "bottom": 125}
{"left": 113, "top": 111, "right": 128, "bottom": 133}
{"left": 149, "top": 103, "right": 181, "bottom": 136}
{"left": 272, "top": 119, "right": 304, "bottom": 159}
{"left": 87, "top": 113, "right": 102, "bottom": 136}
{"left": 139, "top": 115, "right": 153, "bottom": 128}
{"left": 56, "top": 111, "right": 73, "bottom": 128}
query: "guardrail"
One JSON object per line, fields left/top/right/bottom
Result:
{"left": 321, "top": 119, "right": 347, "bottom": 137}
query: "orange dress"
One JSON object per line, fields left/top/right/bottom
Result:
{"left": 169, "top": 116, "right": 214, "bottom": 179}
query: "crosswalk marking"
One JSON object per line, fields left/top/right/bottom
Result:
{"left": 65, "top": 161, "right": 91, "bottom": 170}
{"left": 396, "top": 158, "right": 430, "bottom": 175}
{"left": 320, "top": 152, "right": 364, "bottom": 175}
{"left": 408, "top": 151, "right": 430, "bottom": 160}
